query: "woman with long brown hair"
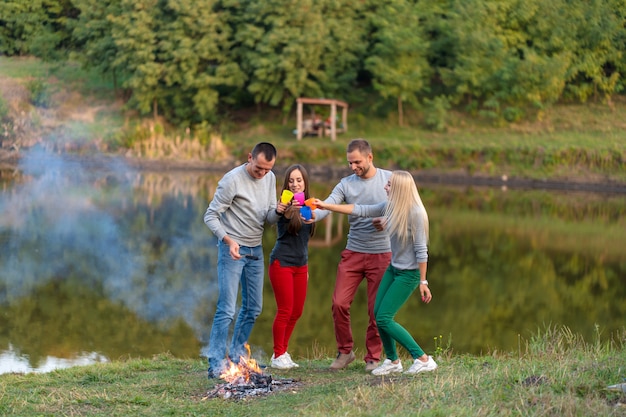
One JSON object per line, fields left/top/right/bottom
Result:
{"left": 268, "top": 164, "right": 316, "bottom": 369}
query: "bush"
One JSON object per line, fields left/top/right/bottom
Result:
{"left": 0, "top": 95, "right": 13, "bottom": 141}
{"left": 422, "top": 96, "right": 450, "bottom": 132}
{"left": 26, "top": 77, "right": 51, "bottom": 108}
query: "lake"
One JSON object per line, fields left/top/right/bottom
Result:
{"left": 0, "top": 149, "right": 624, "bottom": 374}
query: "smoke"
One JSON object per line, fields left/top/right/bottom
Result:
{"left": 0, "top": 147, "right": 217, "bottom": 354}
{"left": 0, "top": 147, "right": 138, "bottom": 298}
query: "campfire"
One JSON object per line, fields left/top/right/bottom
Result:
{"left": 204, "top": 344, "right": 301, "bottom": 400}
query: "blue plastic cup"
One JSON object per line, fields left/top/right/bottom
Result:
{"left": 300, "top": 206, "right": 312, "bottom": 220}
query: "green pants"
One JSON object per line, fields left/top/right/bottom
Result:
{"left": 374, "top": 265, "right": 425, "bottom": 361}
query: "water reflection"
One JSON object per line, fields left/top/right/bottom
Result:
{"left": 0, "top": 346, "right": 107, "bottom": 374}
{"left": 0, "top": 149, "right": 624, "bottom": 374}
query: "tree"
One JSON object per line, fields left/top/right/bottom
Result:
{"left": 365, "top": 0, "right": 431, "bottom": 126}
{"left": 424, "top": 0, "right": 573, "bottom": 120}
{"left": 71, "top": 0, "right": 125, "bottom": 92}
{"left": 229, "top": 0, "right": 328, "bottom": 117}
{"left": 156, "top": 0, "right": 245, "bottom": 125}
{"left": 560, "top": 0, "right": 626, "bottom": 103}
{"left": 108, "top": 0, "right": 164, "bottom": 118}
{"left": 0, "top": 0, "right": 77, "bottom": 59}
{"left": 227, "top": 0, "right": 366, "bottom": 121}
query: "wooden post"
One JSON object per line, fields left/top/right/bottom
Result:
{"left": 296, "top": 99, "right": 303, "bottom": 141}
{"left": 342, "top": 105, "right": 348, "bottom": 133}
{"left": 330, "top": 104, "right": 337, "bottom": 141}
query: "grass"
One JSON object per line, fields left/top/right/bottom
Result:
{"left": 1, "top": 326, "right": 625, "bottom": 416}
{"left": 223, "top": 100, "right": 626, "bottom": 183}
{"left": 0, "top": 56, "right": 116, "bottom": 98}
{"left": 1, "top": 58, "right": 626, "bottom": 415}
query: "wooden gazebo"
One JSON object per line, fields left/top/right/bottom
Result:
{"left": 296, "top": 97, "right": 348, "bottom": 141}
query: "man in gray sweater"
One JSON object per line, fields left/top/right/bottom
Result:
{"left": 204, "top": 142, "right": 285, "bottom": 378}
{"left": 316, "top": 139, "right": 392, "bottom": 371}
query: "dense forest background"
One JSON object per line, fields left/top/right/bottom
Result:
{"left": 1, "top": 0, "right": 626, "bottom": 131}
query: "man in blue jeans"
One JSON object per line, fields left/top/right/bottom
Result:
{"left": 203, "top": 142, "right": 286, "bottom": 378}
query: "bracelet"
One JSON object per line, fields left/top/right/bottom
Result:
{"left": 420, "top": 280, "right": 428, "bottom": 286}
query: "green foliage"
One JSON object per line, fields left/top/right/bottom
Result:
{"left": 228, "top": 0, "right": 366, "bottom": 116}
{"left": 233, "top": 0, "right": 326, "bottom": 110}
{"left": 316, "top": 1, "right": 368, "bottom": 97}
{"left": 365, "top": 0, "right": 431, "bottom": 125}
{"left": 25, "top": 77, "right": 52, "bottom": 108}
{"left": 0, "top": 1, "right": 42, "bottom": 55}
{"left": 73, "top": 0, "right": 245, "bottom": 124}
{"left": 422, "top": 95, "right": 451, "bottom": 132}
{"left": 0, "top": 96, "right": 8, "bottom": 122}
{"left": 0, "top": 0, "right": 77, "bottom": 59}
{"left": 3, "top": 0, "right": 626, "bottom": 127}
{"left": 0, "top": 96, "right": 12, "bottom": 142}
{"left": 69, "top": 0, "right": 124, "bottom": 87}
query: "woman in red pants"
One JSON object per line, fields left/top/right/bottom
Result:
{"left": 268, "top": 164, "right": 316, "bottom": 369}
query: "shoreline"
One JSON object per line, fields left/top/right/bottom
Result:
{"left": 123, "top": 156, "right": 626, "bottom": 194}
{"left": 2, "top": 149, "right": 625, "bottom": 193}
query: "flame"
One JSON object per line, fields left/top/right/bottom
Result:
{"left": 219, "top": 343, "right": 263, "bottom": 384}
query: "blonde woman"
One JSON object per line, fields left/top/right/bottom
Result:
{"left": 314, "top": 171, "right": 438, "bottom": 376}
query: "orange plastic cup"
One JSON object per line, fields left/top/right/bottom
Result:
{"left": 304, "top": 198, "right": 317, "bottom": 209}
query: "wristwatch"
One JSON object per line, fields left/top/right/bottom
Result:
{"left": 420, "top": 280, "right": 428, "bottom": 285}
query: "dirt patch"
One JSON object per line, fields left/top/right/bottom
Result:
{"left": 0, "top": 76, "right": 30, "bottom": 109}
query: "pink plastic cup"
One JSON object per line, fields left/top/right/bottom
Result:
{"left": 293, "top": 192, "right": 305, "bottom": 205}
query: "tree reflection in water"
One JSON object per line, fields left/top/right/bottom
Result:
{"left": 0, "top": 149, "right": 624, "bottom": 373}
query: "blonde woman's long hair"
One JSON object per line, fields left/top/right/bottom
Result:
{"left": 384, "top": 171, "right": 429, "bottom": 244}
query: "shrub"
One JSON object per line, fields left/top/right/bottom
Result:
{"left": 26, "top": 77, "right": 51, "bottom": 108}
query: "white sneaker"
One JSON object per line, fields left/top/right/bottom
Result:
{"left": 284, "top": 352, "right": 299, "bottom": 367}
{"left": 371, "top": 359, "right": 403, "bottom": 376}
{"left": 405, "top": 356, "right": 438, "bottom": 374}
{"left": 271, "top": 353, "right": 296, "bottom": 369}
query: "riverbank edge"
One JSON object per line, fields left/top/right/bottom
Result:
{"left": 2, "top": 149, "right": 626, "bottom": 193}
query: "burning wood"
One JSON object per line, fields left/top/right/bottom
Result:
{"left": 205, "top": 375, "right": 300, "bottom": 400}
{"left": 203, "top": 344, "right": 301, "bottom": 400}
{"left": 219, "top": 344, "right": 264, "bottom": 384}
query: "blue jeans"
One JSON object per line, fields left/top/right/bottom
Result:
{"left": 207, "top": 241, "right": 264, "bottom": 373}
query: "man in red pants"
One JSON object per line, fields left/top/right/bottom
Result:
{"left": 316, "top": 139, "right": 392, "bottom": 371}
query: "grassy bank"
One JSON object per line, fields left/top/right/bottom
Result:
{"left": 1, "top": 56, "right": 625, "bottom": 185}
{"left": 1, "top": 326, "right": 625, "bottom": 416}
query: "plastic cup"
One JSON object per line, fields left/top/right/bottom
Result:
{"left": 300, "top": 206, "right": 312, "bottom": 220}
{"left": 304, "top": 198, "right": 317, "bottom": 209}
{"left": 281, "top": 190, "right": 294, "bottom": 203}
{"left": 293, "top": 192, "right": 305, "bottom": 205}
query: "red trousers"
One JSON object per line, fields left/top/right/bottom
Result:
{"left": 333, "top": 249, "right": 392, "bottom": 363}
{"left": 269, "top": 259, "right": 308, "bottom": 357}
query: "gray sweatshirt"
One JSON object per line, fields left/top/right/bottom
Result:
{"left": 204, "top": 164, "right": 280, "bottom": 247}
{"left": 316, "top": 168, "right": 392, "bottom": 254}
{"left": 352, "top": 202, "right": 428, "bottom": 270}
